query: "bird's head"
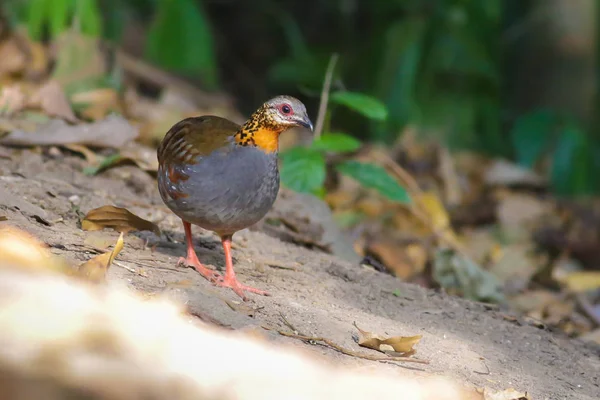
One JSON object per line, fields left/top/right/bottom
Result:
{"left": 263, "top": 95, "right": 313, "bottom": 131}
{"left": 236, "top": 95, "right": 313, "bottom": 153}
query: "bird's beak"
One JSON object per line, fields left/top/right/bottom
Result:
{"left": 298, "top": 116, "right": 314, "bottom": 131}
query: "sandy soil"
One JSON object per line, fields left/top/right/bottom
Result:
{"left": 0, "top": 144, "right": 598, "bottom": 400}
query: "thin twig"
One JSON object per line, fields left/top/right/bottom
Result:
{"left": 279, "top": 312, "right": 300, "bottom": 333}
{"left": 277, "top": 330, "right": 429, "bottom": 365}
{"left": 314, "top": 53, "right": 339, "bottom": 139}
{"left": 113, "top": 261, "right": 136, "bottom": 273}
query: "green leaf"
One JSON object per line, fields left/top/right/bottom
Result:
{"left": 26, "top": 0, "right": 50, "bottom": 40}
{"left": 145, "top": 0, "right": 218, "bottom": 88}
{"left": 510, "top": 110, "right": 557, "bottom": 169}
{"left": 551, "top": 124, "right": 592, "bottom": 196}
{"left": 330, "top": 91, "right": 388, "bottom": 121}
{"left": 48, "top": 0, "right": 73, "bottom": 38}
{"left": 280, "top": 147, "right": 326, "bottom": 194}
{"left": 76, "top": 0, "right": 102, "bottom": 37}
{"left": 374, "top": 18, "right": 426, "bottom": 141}
{"left": 83, "top": 153, "right": 122, "bottom": 176}
{"left": 310, "top": 132, "right": 361, "bottom": 153}
{"left": 336, "top": 161, "right": 410, "bottom": 203}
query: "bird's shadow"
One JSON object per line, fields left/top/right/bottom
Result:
{"left": 134, "top": 229, "right": 236, "bottom": 271}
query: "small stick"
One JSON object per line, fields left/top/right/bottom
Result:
{"left": 314, "top": 53, "right": 339, "bottom": 138}
{"left": 279, "top": 312, "right": 300, "bottom": 333}
{"left": 277, "top": 330, "right": 429, "bottom": 365}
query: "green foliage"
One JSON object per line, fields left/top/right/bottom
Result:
{"left": 508, "top": 109, "right": 597, "bottom": 196}
{"left": 337, "top": 161, "right": 410, "bottom": 204}
{"left": 310, "top": 132, "right": 361, "bottom": 153}
{"left": 280, "top": 90, "right": 409, "bottom": 203}
{"left": 280, "top": 147, "right": 326, "bottom": 195}
{"left": 550, "top": 124, "right": 593, "bottom": 196}
{"left": 330, "top": 91, "right": 388, "bottom": 122}
{"left": 510, "top": 110, "right": 558, "bottom": 169}
{"left": 13, "top": 0, "right": 102, "bottom": 39}
{"left": 4, "top": 0, "right": 219, "bottom": 90}
{"left": 145, "top": 0, "right": 218, "bottom": 88}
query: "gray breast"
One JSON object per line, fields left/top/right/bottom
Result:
{"left": 159, "top": 145, "right": 280, "bottom": 236}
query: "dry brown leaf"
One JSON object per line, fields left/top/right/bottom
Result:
{"left": 367, "top": 240, "right": 427, "bottom": 280}
{"left": 0, "top": 216, "right": 7, "bottom": 221}
{"left": 482, "top": 387, "right": 530, "bottom": 400}
{"left": 484, "top": 159, "right": 545, "bottom": 187}
{"left": 82, "top": 205, "right": 161, "bottom": 236}
{"left": 71, "top": 88, "right": 121, "bottom": 121}
{"left": 77, "top": 232, "right": 124, "bottom": 283}
{"left": 0, "top": 85, "right": 26, "bottom": 115}
{"left": 353, "top": 322, "right": 422, "bottom": 356}
{"left": 62, "top": 143, "right": 99, "bottom": 164}
{"left": 0, "top": 37, "right": 27, "bottom": 77}
{"left": 83, "top": 232, "right": 121, "bottom": 250}
{"left": 0, "top": 114, "right": 137, "bottom": 147}
{"left": 561, "top": 271, "right": 600, "bottom": 293}
{"left": 28, "top": 80, "right": 78, "bottom": 123}
{"left": 415, "top": 191, "right": 463, "bottom": 249}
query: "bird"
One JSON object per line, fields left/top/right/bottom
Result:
{"left": 157, "top": 96, "right": 313, "bottom": 300}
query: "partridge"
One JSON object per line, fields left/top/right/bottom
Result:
{"left": 157, "top": 96, "right": 313, "bottom": 300}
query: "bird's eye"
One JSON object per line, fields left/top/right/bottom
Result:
{"left": 281, "top": 104, "right": 292, "bottom": 114}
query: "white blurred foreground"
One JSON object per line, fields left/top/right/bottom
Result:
{"left": 0, "top": 225, "right": 471, "bottom": 400}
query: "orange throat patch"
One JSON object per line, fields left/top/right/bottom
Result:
{"left": 235, "top": 126, "right": 281, "bottom": 153}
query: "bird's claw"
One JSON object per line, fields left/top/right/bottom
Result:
{"left": 214, "top": 277, "right": 270, "bottom": 301}
{"left": 177, "top": 257, "right": 223, "bottom": 283}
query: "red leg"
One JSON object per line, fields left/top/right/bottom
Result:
{"left": 178, "top": 221, "right": 222, "bottom": 283}
{"left": 214, "top": 234, "right": 269, "bottom": 300}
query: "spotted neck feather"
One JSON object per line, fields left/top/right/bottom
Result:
{"left": 234, "top": 105, "right": 284, "bottom": 154}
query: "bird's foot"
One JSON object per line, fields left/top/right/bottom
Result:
{"left": 215, "top": 276, "right": 270, "bottom": 301}
{"left": 178, "top": 257, "right": 223, "bottom": 283}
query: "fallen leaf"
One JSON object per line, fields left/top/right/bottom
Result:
{"left": 62, "top": 143, "right": 99, "bottom": 164}
{"left": 84, "top": 232, "right": 121, "bottom": 250}
{"left": 83, "top": 145, "right": 159, "bottom": 176}
{"left": 482, "top": 387, "right": 530, "bottom": 400}
{"left": 433, "top": 248, "right": 505, "bottom": 303}
{"left": 0, "top": 215, "right": 7, "bottom": 221}
{"left": 0, "top": 85, "right": 26, "bottom": 115}
{"left": 82, "top": 205, "right": 161, "bottom": 236}
{"left": 415, "top": 191, "right": 462, "bottom": 248}
{"left": 77, "top": 232, "right": 124, "bottom": 283}
{"left": 353, "top": 322, "right": 422, "bottom": 356}
{"left": 562, "top": 271, "right": 600, "bottom": 292}
{"left": 496, "top": 191, "right": 549, "bottom": 242}
{"left": 0, "top": 37, "right": 27, "bottom": 77}
{"left": 367, "top": 240, "right": 427, "bottom": 280}
{"left": 15, "top": 27, "right": 49, "bottom": 78}
{"left": 484, "top": 158, "right": 545, "bottom": 187}
{"left": 71, "top": 88, "right": 120, "bottom": 121}
{"left": 27, "top": 80, "right": 78, "bottom": 123}
{"left": 0, "top": 114, "right": 137, "bottom": 147}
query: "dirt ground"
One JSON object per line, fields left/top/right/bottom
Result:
{"left": 0, "top": 144, "right": 599, "bottom": 400}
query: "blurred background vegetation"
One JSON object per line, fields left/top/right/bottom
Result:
{"left": 2, "top": 0, "right": 597, "bottom": 196}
